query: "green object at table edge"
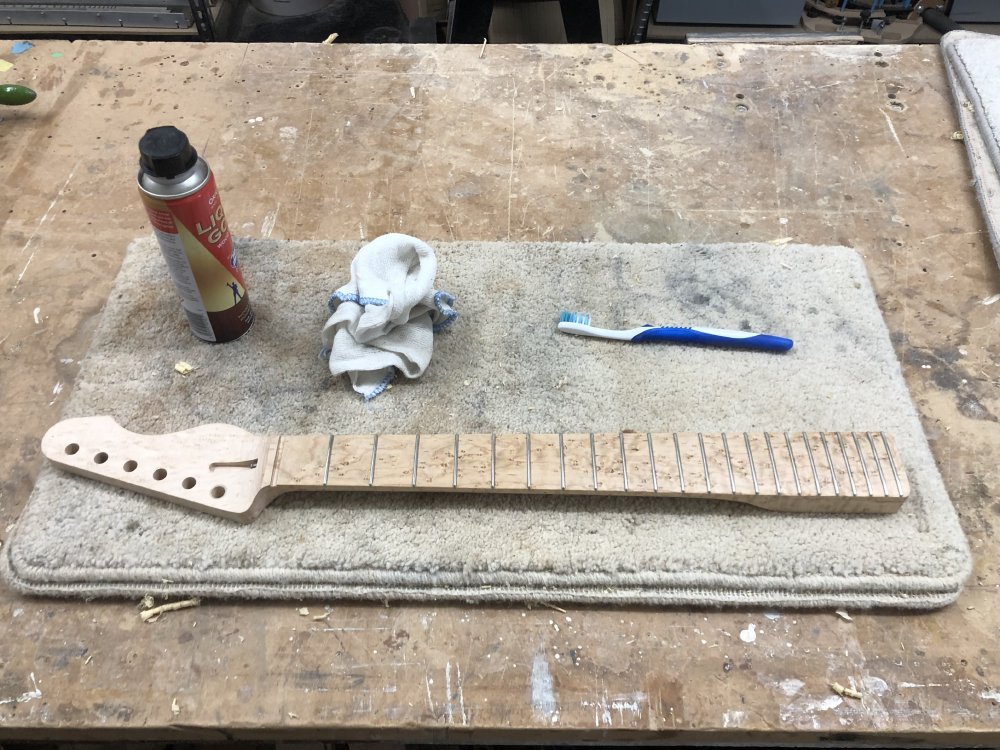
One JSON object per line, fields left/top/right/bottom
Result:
{"left": 0, "top": 84, "right": 37, "bottom": 105}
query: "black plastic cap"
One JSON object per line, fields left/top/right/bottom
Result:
{"left": 138, "top": 125, "right": 198, "bottom": 179}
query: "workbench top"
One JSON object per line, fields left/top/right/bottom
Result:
{"left": 0, "top": 40, "right": 997, "bottom": 744}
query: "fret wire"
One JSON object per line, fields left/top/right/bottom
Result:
{"left": 744, "top": 432, "right": 760, "bottom": 495}
{"left": 866, "top": 432, "right": 888, "bottom": 494}
{"left": 590, "top": 432, "right": 598, "bottom": 491}
{"left": 558, "top": 433, "right": 566, "bottom": 491}
{"left": 697, "top": 433, "right": 712, "bottom": 493}
{"left": 721, "top": 433, "right": 736, "bottom": 494}
{"left": 323, "top": 434, "right": 334, "bottom": 487}
{"left": 880, "top": 432, "right": 903, "bottom": 496}
{"left": 763, "top": 432, "right": 780, "bottom": 496}
{"left": 369, "top": 434, "right": 379, "bottom": 487}
{"left": 490, "top": 433, "right": 496, "bottom": 489}
{"left": 784, "top": 431, "right": 802, "bottom": 496}
{"left": 673, "top": 432, "right": 686, "bottom": 493}
{"left": 851, "top": 432, "right": 872, "bottom": 495}
{"left": 619, "top": 432, "right": 629, "bottom": 493}
{"left": 309, "top": 430, "right": 898, "bottom": 501}
{"left": 647, "top": 433, "right": 658, "bottom": 493}
{"left": 802, "top": 431, "right": 822, "bottom": 494}
{"left": 836, "top": 432, "right": 857, "bottom": 496}
{"left": 411, "top": 434, "right": 420, "bottom": 488}
{"left": 526, "top": 432, "right": 532, "bottom": 489}
{"left": 819, "top": 432, "right": 840, "bottom": 496}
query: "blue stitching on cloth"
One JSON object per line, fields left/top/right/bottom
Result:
{"left": 432, "top": 290, "right": 459, "bottom": 332}
{"left": 327, "top": 290, "right": 389, "bottom": 313}
{"left": 364, "top": 369, "right": 396, "bottom": 401}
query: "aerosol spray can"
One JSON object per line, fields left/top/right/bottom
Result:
{"left": 137, "top": 125, "right": 254, "bottom": 343}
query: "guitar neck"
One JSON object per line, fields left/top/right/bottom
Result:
{"left": 267, "top": 430, "right": 909, "bottom": 514}
{"left": 39, "top": 418, "right": 910, "bottom": 522}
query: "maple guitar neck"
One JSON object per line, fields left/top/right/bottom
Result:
{"left": 41, "top": 417, "right": 911, "bottom": 523}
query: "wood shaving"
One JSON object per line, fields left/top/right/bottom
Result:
{"left": 171, "top": 697, "right": 180, "bottom": 716}
{"left": 287, "top": 712, "right": 299, "bottom": 719}
{"left": 297, "top": 607, "right": 309, "bottom": 616}
{"left": 835, "top": 609, "right": 853, "bottom": 622}
{"left": 139, "top": 594, "right": 155, "bottom": 610}
{"left": 769, "top": 237, "right": 793, "bottom": 245}
{"left": 84, "top": 654, "right": 93, "bottom": 665}
{"left": 830, "top": 681, "right": 862, "bottom": 699}
{"left": 174, "top": 361, "right": 194, "bottom": 376}
{"left": 140, "top": 598, "right": 200, "bottom": 623}
{"left": 950, "top": 131, "right": 965, "bottom": 141}
{"left": 322, "top": 32, "right": 338, "bottom": 44}
{"left": 312, "top": 613, "right": 330, "bottom": 621}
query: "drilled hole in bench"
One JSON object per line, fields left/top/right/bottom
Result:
{"left": 94, "top": 452, "right": 108, "bottom": 464}
{"left": 65, "top": 443, "right": 79, "bottom": 455}
{"left": 153, "top": 468, "right": 167, "bottom": 480}
{"left": 123, "top": 460, "right": 138, "bottom": 472}
{"left": 182, "top": 477, "right": 196, "bottom": 489}
{"left": 210, "top": 486, "right": 226, "bottom": 498}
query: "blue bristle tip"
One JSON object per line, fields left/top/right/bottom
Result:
{"left": 559, "top": 310, "right": 590, "bottom": 325}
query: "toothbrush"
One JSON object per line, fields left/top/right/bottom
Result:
{"left": 557, "top": 311, "right": 793, "bottom": 352}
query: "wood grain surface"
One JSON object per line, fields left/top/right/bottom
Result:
{"left": 46, "top": 418, "right": 910, "bottom": 517}
{"left": 0, "top": 40, "right": 998, "bottom": 744}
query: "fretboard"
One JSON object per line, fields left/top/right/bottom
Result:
{"left": 267, "top": 430, "right": 909, "bottom": 514}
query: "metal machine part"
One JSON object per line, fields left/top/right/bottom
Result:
{"left": 802, "top": 0, "right": 947, "bottom": 43}
{"left": 655, "top": 0, "right": 806, "bottom": 26}
{"left": 950, "top": 0, "right": 1000, "bottom": 23}
{"left": 1, "top": 0, "right": 191, "bottom": 28}
{"left": 0, "top": 0, "right": 219, "bottom": 37}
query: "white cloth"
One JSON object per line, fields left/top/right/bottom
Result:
{"left": 321, "top": 233, "right": 457, "bottom": 400}
{"left": 942, "top": 31, "right": 1000, "bottom": 267}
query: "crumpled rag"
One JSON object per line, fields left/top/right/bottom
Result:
{"left": 321, "top": 233, "right": 457, "bottom": 400}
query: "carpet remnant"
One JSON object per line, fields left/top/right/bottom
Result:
{"left": 943, "top": 31, "right": 1000, "bottom": 267}
{"left": 1, "top": 239, "right": 971, "bottom": 608}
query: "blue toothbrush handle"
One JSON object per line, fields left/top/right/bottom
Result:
{"left": 631, "top": 326, "right": 793, "bottom": 352}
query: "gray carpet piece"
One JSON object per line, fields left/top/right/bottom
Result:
{"left": 943, "top": 30, "right": 1000, "bottom": 267}
{"left": 1, "top": 239, "right": 972, "bottom": 608}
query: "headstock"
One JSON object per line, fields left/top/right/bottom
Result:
{"left": 41, "top": 416, "right": 275, "bottom": 522}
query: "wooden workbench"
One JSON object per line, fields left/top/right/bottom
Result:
{"left": 1, "top": 40, "right": 998, "bottom": 745}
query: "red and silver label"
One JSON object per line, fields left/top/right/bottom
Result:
{"left": 140, "top": 171, "right": 253, "bottom": 343}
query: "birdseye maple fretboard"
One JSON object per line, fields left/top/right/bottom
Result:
{"left": 266, "top": 430, "right": 909, "bottom": 514}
